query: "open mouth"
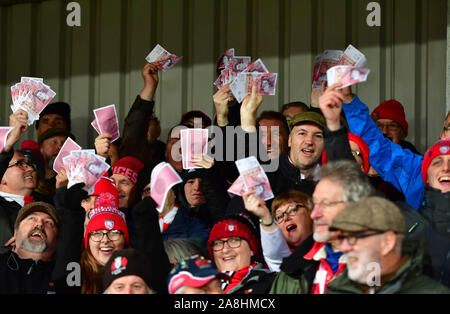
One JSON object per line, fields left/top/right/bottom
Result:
{"left": 301, "top": 148, "right": 314, "bottom": 156}
{"left": 286, "top": 224, "right": 297, "bottom": 233}
{"left": 100, "top": 247, "right": 114, "bottom": 254}
{"left": 439, "top": 176, "right": 450, "bottom": 184}
{"left": 29, "top": 230, "right": 45, "bottom": 241}
{"left": 222, "top": 256, "right": 235, "bottom": 262}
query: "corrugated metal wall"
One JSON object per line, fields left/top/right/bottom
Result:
{"left": 0, "top": 0, "right": 447, "bottom": 153}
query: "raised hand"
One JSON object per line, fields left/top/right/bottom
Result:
{"left": 192, "top": 153, "right": 214, "bottom": 169}
{"left": 319, "top": 83, "right": 345, "bottom": 131}
{"left": 242, "top": 190, "right": 273, "bottom": 228}
{"left": 140, "top": 61, "right": 161, "bottom": 101}
{"left": 240, "top": 82, "right": 263, "bottom": 132}
{"left": 55, "top": 165, "right": 69, "bottom": 189}
{"left": 213, "top": 83, "right": 232, "bottom": 127}
{"left": 94, "top": 133, "right": 112, "bottom": 159}
{"left": 5, "top": 109, "right": 28, "bottom": 152}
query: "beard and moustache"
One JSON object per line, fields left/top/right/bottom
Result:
{"left": 20, "top": 227, "right": 48, "bottom": 253}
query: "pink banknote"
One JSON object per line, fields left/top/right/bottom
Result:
{"left": 0, "top": 127, "right": 14, "bottom": 154}
{"left": 311, "top": 50, "right": 343, "bottom": 90}
{"left": 327, "top": 66, "right": 371, "bottom": 89}
{"left": 93, "top": 104, "right": 120, "bottom": 142}
{"left": 53, "top": 137, "right": 82, "bottom": 173}
{"left": 235, "top": 156, "right": 274, "bottom": 201}
{"left": 180, "top": 128, "right": 209, "bottom": 169}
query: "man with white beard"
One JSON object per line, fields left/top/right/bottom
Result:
{"left": 0, "top": 202, "right": 61, "bottom": 294}
{"left": 326, "top": 196, "right": 448, "bottom": 294}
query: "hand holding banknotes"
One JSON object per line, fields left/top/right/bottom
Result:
{"left": 5, "top": 110, "right": 28, "bottom": 152}
{"left": 55, "top": 166, "right": 69, "bottom": 189}
{"left": 192, "top": 153, "right": 214, "bottom": 169}
{"left": 240, "top": 82, "right": 263, "bottom": 132}
{"left": 213, "top": 83, "right": 232, "bottom": 127}
{"left": 140, "top": 62, "right": 160, "bottom": 101}
{"left": 94, "top": 133, "right": 112, "bottom": 159}
{"left": 242, "top": 190, "right": 274, "bottom": 229}
{"left": 318, "top": 83, "right": 346, "bottom": 131}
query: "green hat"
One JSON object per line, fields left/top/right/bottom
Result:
{"left": 288, "top": 111, "right": 325, "bottom": 131}
{"left": 329, "top": 196, "right": 406, "bottom": 234}
{"left": 38, "top": 128, "right": 76, "bottom": 146}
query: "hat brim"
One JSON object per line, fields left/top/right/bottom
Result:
{"left": 329, "top": 221, "right": 369, "bottom": 233}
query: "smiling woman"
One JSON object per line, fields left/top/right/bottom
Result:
{"left": 207, "top": 213, "right": 276, "bottom": 294}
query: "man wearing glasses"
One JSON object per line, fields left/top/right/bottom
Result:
{"left": 270, "top": 160, "right": 374, "bottom": 294}
{"left": 0, "top": 110, "right": 48, "bottom": 254}
{"left": 326, "top": 196, "right": 448, "bottom": 294}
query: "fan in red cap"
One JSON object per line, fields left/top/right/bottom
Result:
{"left": 206, "top": 213, "right": 275, "bottom": 294}
{"left": 80, "top": 176, "right": 119, "bottom": 213}
{"left": 421, "top": 138, "right": 450, "bottom": 188}
{"left": 110, "top": 156, "right": 144, "bottom": 209}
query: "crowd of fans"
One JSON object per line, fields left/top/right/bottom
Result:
{"left": 0, "top": 52, "right": 449, "bottom": 295}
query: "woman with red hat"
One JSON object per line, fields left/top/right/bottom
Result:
{"left": 207, "top": 213, "right": 276, "bottom": 294}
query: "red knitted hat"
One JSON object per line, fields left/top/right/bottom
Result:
{"left": 321, "top": 133, "right": 370, "bottom": 174}
{"left": 89, "top": 176, "right": 119, "bottom": 207}
{"left": 207, "top": 214, "right": 259, "bottom": 265}
{"left": 371, "top": 99, "right": 408, "bottom": 137}
{"left": 421, "top": 138, "right": 450, "bottom": 185}
{"left": 111, "top": 156, "right": 144, "bottom": 186}
{"left": 84, "top": 192, "right": 129, "bottom": 248}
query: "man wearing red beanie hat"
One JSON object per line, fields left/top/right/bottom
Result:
{"left": 370, "top": 99, "right": 420, "bottom": 155}
{"left": 110, "top": 156, "right": 144, "bottom": 209}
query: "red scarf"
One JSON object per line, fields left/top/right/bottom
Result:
{"left": 223, "top": 263, "right": 256, "bottom": 293}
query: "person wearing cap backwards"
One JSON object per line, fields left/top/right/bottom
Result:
{"left": 167, "top": 255, "right": 228, "bottom": 294}
{"left": 103, "top": 248, "right": 156, "bottom": 294}
{"left": 0, "top": 110, "right": 51, "bottom": 255}
{"left": 269, "top": 160, "right": 375, "bottom": 294}
{"left": 207, "top": 213, "right": 276, "bottom": 294}
{"left": 0, "top": 201, "right": 61, "bottom": 294}
{"left": 326, "top": 196, "right": 448, "bottom": 294}
{"left": 320, "top": 83, "right": 450, "bottom": 286}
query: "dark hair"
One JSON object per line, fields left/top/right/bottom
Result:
{"left": 119, "top": 113, "right": 161, "bottom": 166}
{"left": 281, "top": 101, "right": 309, "bottom": 114}
{"left": 256, "top": 111, "right": 290, "bottom": 136}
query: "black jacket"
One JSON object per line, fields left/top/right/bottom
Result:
{"left": 0, "top": 250, "right": 55, "bottom": 294}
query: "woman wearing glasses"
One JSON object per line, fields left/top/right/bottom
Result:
{"left": 207, "top": 213, "right": 276, "bottom": 294}
{"left": 243, "top": 190, "right": 313, "bottom": 272}
{"left": 51, "top": 183, "right": 170, "bottom": 294}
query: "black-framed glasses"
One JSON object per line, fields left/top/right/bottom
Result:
{"left": 337, "top": 231, "right": 384, "bottom": 246}
{"left": 275, "top": 203, "right": 306, "bottom": 224}
{"left": 89, "top": 230, "right": 123, "bottom": 242}
{"left": 211, "top": 237, "right": 242, "bottom": 251}
{"left": 7, "top": 159, "right": 37, "bottom": 171}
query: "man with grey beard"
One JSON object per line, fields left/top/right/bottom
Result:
{"left": 0, "top": 202, "right": 60, "bottom": 294}
{"left": 326, "top": 197, "right": 448, "bottom": 294}
{"left": 270, "top": 160, "right": 375, "bottom": 294}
